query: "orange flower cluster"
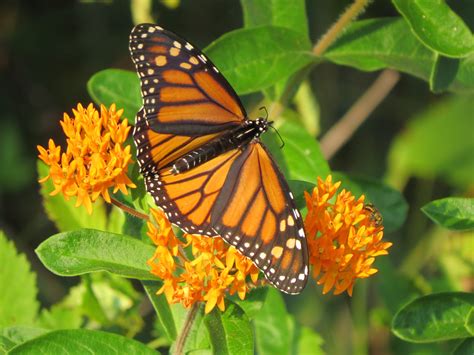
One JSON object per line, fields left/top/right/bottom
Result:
{"left": 304, "top": 176, "right": 392, "bottom": 296}
{"left": 147, "top": 209, "right": 259, "bottom": 314}
{"left": 37, "top": 103, "right": 136, "bottom": 213}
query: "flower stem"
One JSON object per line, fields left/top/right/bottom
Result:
{"left": 174, "top": 303, "right": 201, "bottom": 355}
{"left": 110, "top": 197, "right": 149, "bottom": 221}
{"left": 313, "top": 0, "right": 371, "bottom": 56}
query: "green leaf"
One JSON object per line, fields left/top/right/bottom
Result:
{"left": 0, "top": 231, "right": 39, "bottom": 328}
{"left": 392, "top": 292, "right": 474, "bottom": 342}
{"left": 8, "top": 329, "right": 156, "bottom": 354}
{"left": 387, "top": 96, "right": 474, "bottom": 188}
{"left": 254, "top": 288, "right": 292, "bottom": 354}
{"left": 241, "top": 0, "right": 309, "bottom": 39}
{"left": 204, "top": 301, "right": 253, "bottom": 355}
{"left": 453, "top": 337, "right": 474, "bottom": 355}
{"left": 143, "top": 281, "right": 177, "bottom": 341}
{"left": 324, "top": 18, "right": 474, "bottom": 93}
{"left": 430, "top": 54, "right": 461, "bottom": 93}
{"left": 288, "top": 180, "right": 314, "bottom": 214}
{"left": 263, "top": 117, "right": 330, "bottom": 184}
{"left": 333, "top": 172, "right": 408, "bottom": 233}
{"left": 392, "top": 0, "right": 474, "bottom": 58}
{"left": 205, "top": 26, "right": 314, "bottom": 95}
{"left": 421, "top": 197, "right": 474, "bottom": 231}
{"left": 0, "top": 326, "right": 49, "bottom": 352}
{"left": 38, "top": 161, "right": 107, "bottom": 232}
{"left": 87, "top": 69, "right": 141, "bottom": 124}
{"left": 35, "top": 229, "right": 158, "bottom": 280}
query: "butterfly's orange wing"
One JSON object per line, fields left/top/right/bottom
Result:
{"left": 130, "top": 24, "right": 309, "bottom": 293}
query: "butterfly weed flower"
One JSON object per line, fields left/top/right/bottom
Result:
{"left": 146, "top": 208, "right": 259, "bottom": 314}
{"left": 304, "top": 176, "right": 392, "bottom": 296}
{"left": 37, "top": 103, "right": 136, "bottom": 214}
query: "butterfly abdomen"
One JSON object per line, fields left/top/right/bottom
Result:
{"left": 171, "top": 119, "right": 268, "bottom": 174}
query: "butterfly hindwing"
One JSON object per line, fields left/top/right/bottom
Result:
{"left": 211, "top": 143, "right": 309, "bottom": 293}
{"left": 129, "top": 24, "right": 245, "bottom": 136}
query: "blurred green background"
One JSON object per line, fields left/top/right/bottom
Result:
{"left": 0, "top": 1, "right": 472, "bottom": 354}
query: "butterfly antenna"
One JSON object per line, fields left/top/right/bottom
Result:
{"left": 269, "top": 124, "right": 285, "bottom": 149}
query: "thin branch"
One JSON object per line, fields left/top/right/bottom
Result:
{"left": 313, "top": 0, "right": 371, "bottom": 56}
{"left": 110, "top": 196, "right": 149, "bottom": 221}
{"left": 174, "top": 303, "right": 201, "bottom": 355}
{"left": 320, "top": 69, "right": 400, "bottom": 160}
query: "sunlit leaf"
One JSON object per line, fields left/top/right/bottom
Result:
{"left": 205, "top": 26, "right": 314, "bottom": 95}
{"left": 393, "top": 0, "right": 474, "bottom": 57}
{"left": 36, "top": 229, "right": 158, "bottom": 280}
{"left": 8, "top": 329, "right": 156, "bottom": 354}
{"left": 392, "top": 292, "right": 474, "bottom": 342}
{"left": 0, "top": 232, "right": 39, "bottom": 328}
{"left": 422, "top": 197, "right": 474, "bottom": 231}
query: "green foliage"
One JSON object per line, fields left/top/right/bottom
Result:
{"left": 8, "top": 329, "right": 157, "bottom": 354}
{"left": 421, "top": 197, "right": 474, "bottom": 231}
{"left": 392, "top": 292, "right": 474, "bottom": 342}
{"left": 24, "top": 0, "right": 474, "bottom": 354}
{"left": 324, "top": 18, "right": 474, "bottom": 93}
{"left": 35, "top": 229, "right": 158, "bottom": 280}
{"left": 0, "top": 232, "right": 39, "bottom": 328}
{"left": 205, "top": 26, "right": 314, "bottom": 95}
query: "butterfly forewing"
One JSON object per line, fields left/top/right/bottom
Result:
{"left": 129, "top": 24, "right": 245, "bottom": 136}
{"left": 130, "top": 23, "right": 309, "bottom": 294}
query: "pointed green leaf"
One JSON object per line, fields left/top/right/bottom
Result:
{"left": 393, "top": 0, "right": 474, "bottom": 57}
{"left": 231, "top": 287, "right": 268, "bottom": 319}
{"left": 324, "top": 18, "right": 474, "bottom": 93}
{"left": 0, "top": 231, "right": 39, "bottom": 328}
{"left": 170, "top": 304, "right": 209, "bottom": 353}
{"left": 8, "top": 329, "right": 156, "bottom": 354}
{"left": 293, "top": 325, "right": 324, "bottom": 355}
{"left": 35, "top": 229, "right": 158, "bottom": 280}
{"left": 421, "top": 197, "right": 474, "bottom": 231}
{"left": 392, "top": 292, "right": 474, "bottom": 342}
{"left": 205, "top": 26, "right": 314, "bottom": 95}
{"left": 87, "top": 69, "right": 141, "bottom": 124}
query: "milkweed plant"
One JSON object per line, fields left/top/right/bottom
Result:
{"left": 2, "top": 0, "right": 473, "bottom": 354}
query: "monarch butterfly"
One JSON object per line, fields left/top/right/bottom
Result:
{"left": 129, "top": 24, "right": 308, "bottom": 294}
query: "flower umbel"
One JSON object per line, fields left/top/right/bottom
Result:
{"left": 146, "top": 208, "right": 259, "bottom": 314}
{"left": 37, "top": 103, "right": 136, "bottom": 213}
{"left": 304, "top": 176, "right": 392, "bottom": 296}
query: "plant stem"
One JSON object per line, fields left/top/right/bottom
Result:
{"left": 320, "top": 69, "right": 400, "bottom": 160}
{"left": 110, "top": 197, "right": 149, "bottom": 221}
{"left": 174, "top": 303, "right": 201, "bottom": 355}
{"left": 130, "top": 0, "right": 154, "bottom": 25}
{"left": 313, "top": 0, "right": 372, "bottom": 56}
